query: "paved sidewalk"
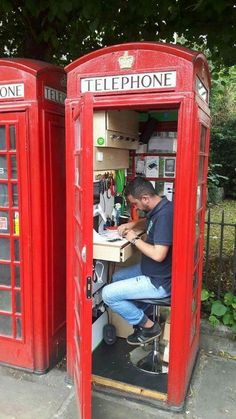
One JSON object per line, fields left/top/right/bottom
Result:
{"left": 0, "top": 363, "right": 73, "bottom": 419}
{"left": 0, "top": 329, "right": 235, "bottom": 419}
{"left": 91, "top": 351, "right": 236, "bottom": 419}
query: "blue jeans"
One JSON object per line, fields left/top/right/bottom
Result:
{"left": 102, "top": 263, "right": 170, "bottom": 326}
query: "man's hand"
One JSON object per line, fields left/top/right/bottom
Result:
{"left": 123, "top": 226, "right": 170, "bottom": 262}
{"left": 123, "top": 229, "right": 137, "bottom": 242}
{"left": 117, "top": 218, "right": 146, "bottom": 237}
{"left": 117, "top": 222, "right": 134, "bottom": 237}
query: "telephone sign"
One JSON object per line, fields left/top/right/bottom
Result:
{"left": 0, "top": 83, "right": 24, "bottom": 99}
{"left": 81, "top": 71, "right": 176, "bottom": 93}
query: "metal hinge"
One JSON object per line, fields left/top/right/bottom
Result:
{"left": 86, "top": 276, "right": 92, "bottom": 299}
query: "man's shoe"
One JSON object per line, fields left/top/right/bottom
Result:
{"left": 128, "top": 325, "right": 141, "bottom": 341}
{"left": 127, "top": 322, "right": 161, "bottom": 346}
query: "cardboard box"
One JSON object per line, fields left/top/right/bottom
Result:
{"left": 162, "top": 320, "right": 171, "bottom": 342}
{"left": 163, "top": 341, "right": 170, "bottom": 364}
{"left": 161, "top": 318, "right": 171, "bottom": 364}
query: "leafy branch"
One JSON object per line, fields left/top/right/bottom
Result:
{"left": 201, "top": 289, "right": 236, "bottom": 334}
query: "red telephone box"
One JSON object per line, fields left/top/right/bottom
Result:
{"left": 0, "top": 59, "right": 66, "bottom": 372}
{"left": 65, "top": 43, "right": 211, "bottom": 418}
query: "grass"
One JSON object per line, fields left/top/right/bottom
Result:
{"left": 206, "top": 199, "right": 236, "bottom": 223}
{"left": 205, "top": 199, "right": 236, "bottom": 257}
{"left": 203, "top": 199, "right": 236, "bottom": 295}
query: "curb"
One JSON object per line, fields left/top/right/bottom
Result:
{"left": 200, "top": 319, "right": 236, "bottom": 357}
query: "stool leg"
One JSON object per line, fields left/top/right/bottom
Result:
{"left": 136, "top": 336, "right": 162, "bottom": 373}
{"left": 152, "top": 337, "right": 162, "bottom": 373}
{"left": 136, "top": 305, "right": 163, "bottom": 373}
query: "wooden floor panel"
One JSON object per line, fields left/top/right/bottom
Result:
{"left": 92, "top": 338, "right": 168, "bottom": 397}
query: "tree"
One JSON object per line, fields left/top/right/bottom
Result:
{"left": 209, "top": 66, "right": 236, "bottom": 198}
{"left": 210, "top": 66, "right": 236, "bottom": 124}
{"left": 1, "top": 1, "right": 235, "bottom": 198}
{"left": 0, "top": 0, "right": 235, "bottom": 67}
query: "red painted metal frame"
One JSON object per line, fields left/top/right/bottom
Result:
{"left": 0, "top": 59, "right": 66, "bottom": 372}
{"left": 65, "top": 94, "right": 93, "bottom": 419}
{"left": 65, "top": 42, "right": 211, "bottom": 417}
{"left": 0, "top": 112, "right": 33, "bottom": 367}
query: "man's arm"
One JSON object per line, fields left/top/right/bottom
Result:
{"left": 124, "top": 229, "right": 169, "bottom": 262}
{"left": 135, "top": 240, "right": 169, "bottom": 262}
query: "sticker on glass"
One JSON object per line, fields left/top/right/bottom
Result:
{"left": 0, "top": 217, "right": 7, "bottom": 230}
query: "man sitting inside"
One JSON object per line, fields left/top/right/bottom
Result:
{"left": 102, "top": 177, "right": 173, "bottom": 345}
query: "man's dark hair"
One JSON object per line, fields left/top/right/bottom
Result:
{"left": 125, "top": 177, "right": 156, "bottom": 199}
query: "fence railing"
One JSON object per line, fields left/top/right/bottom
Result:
{"left": 203, "top": 208, "right": 236, "bottom": 298}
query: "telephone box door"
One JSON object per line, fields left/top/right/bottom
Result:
{"left": 0, "top": 111, "right": 33, "bottom": 368}
{"left": 69, "top": 94, "right": 93, "bottom": 419}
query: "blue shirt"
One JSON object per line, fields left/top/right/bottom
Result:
{"left": 141, "top": 197, "right": 173, "bottom": 292}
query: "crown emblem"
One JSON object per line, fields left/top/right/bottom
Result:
{"left": 118, "top": 51, "right": 134, "bottom": 69}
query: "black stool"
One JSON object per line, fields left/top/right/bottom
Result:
{"left": 133, "top": 297, "right": 171, "bottom": 374}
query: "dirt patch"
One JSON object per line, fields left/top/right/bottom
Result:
{"left": 203, "top": 255, "right": 235, "bottom": 296}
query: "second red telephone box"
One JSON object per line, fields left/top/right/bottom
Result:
{"left": 0, "top": 59, "right": 66, "bottom": 372}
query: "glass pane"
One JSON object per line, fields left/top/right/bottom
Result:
{"left": 75, "top": 222, "right": 82, "bottom": 252}
{"left": 14, "top": 265, "right": 20, "bottom": 287}
{"left": 192, "top": 296, "right": 197, "bottom": 313}
{"left": 14, "top": 239, "right": 20, "bottom": 261}
{"left": 0, "top": 290, "right": 12, "bottom": 311}
{"left": 0, "top": 315, "right": 12, "bottom": 336}
{"left": 191, "top": 315, "right": 197, "bottom": 342}
{"left": 0, "top": 127, "right": 6, "bottom": 150}
{"left": 200, "top": 126, "right": 207, "bottom": 152}
{"left": 16, "top": 317, "right": 22, "bottom": 338}
{"left": 74, "top": 156, "right": 80, "bottom": 187}
{"left": 10, "top": 125, "right": 16, "bottom": 150}
{"left": 0, "top": 238, "right": 10, "bottom": 260}
{"left": 0, "top": 264, "right": 11, "bottom": 286}
{"left": 15, "top": 291, "right": 21, "bottom": 313}
{"left": 12, "top": 184, "right": 18, "bottom": 207}
{"left": 198, "top": 156, "right": 205, "bottom": 183}
{"left": 74, "top": 120, "right": 81, "bottom": 151}
{"left": 194, "top": 239, "right": 199, "bottom": 264}
{"left": 10, "top": 155, "right": 17, "bottom": 179}
{"left": 0, "top": 184, "right": 9, "bottom": 207}
{"left": 0, "top": 211, "right": 9, "bottom": 233}
{"left": 193, "top": 269, "right": 198, "bottom": 290}
{"left": 195, "top": 212, "right": 201, "bottom": 238}
{"left": 0, "top": 155, "right": 8, "bottom": 179}
{"left": 75, "top": 188, "right": 82, "bottom": 222}
{"left": 196, "top": 185, "right": 202, "bottom": 210}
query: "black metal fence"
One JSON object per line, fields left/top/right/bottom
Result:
{"left": 203, "top": 209, "right": 236, "bottom": 297}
